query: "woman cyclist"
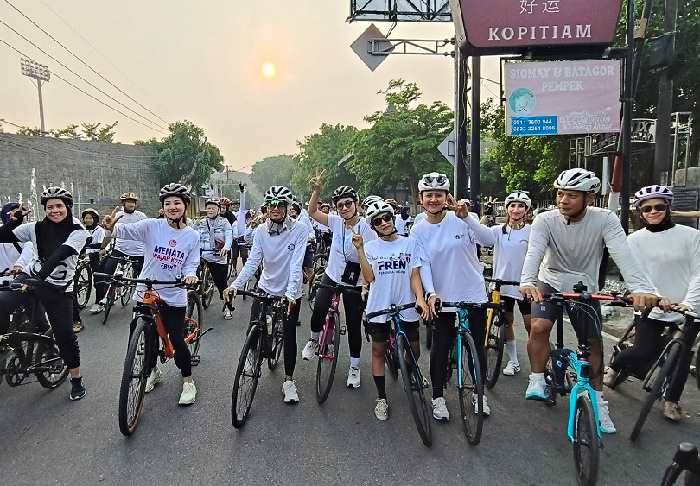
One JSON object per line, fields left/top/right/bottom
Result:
{"left": 0, "top": 187, "right": 88, "bottom": 401}
{"left": 225, "top": 186, "right": 308, "bottom": 403}
{"left": 488, "top": 191, "right": 532, "bottom": 377}
{"left": 103, "top": 183, "right": 200, "bottom": 406}
{"left": 353, "top": 199, "right": 432, "bottom": 420}
{"left": 604, "top": 185, "right": 700, "bottom": 422}
{"left": 302, "top": 174, "right": 377, "bottom": 389}
{"left": 410, "top": 172, "right": 496, "bottom": 420}
{"left": 71, "top": 207, "right": 105, "bottom": 333}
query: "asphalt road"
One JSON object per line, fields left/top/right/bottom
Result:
{"left": 1, "top": 295, "right": 699, "bottom": 486}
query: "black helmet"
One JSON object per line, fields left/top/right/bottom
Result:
{"left": 41, "top": 186, "right": 73, "bottom": 208}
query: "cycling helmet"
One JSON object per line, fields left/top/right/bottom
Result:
{"left": 332, "top": 185, "right": 358, "bottom": 204}
{"left": 418, "top": 172, "right": 450, "bottom": 193}
{"left": 219, "top": 197, "right": 231, "bottom": 207}
{"left": 264, "top": 185, "right": 294, "bottom": 204}
{"left": 205, "top": 198, "right": 220, "bottom": 207}
{"left": 554, "top": 168, "right": 601, "bottom": 193}
{"left": 504, "top": 191, "right": 532, "bottom": 209}
{"left": 634, "top": 185, "right": 673, "bottom": 207}
{"left": 290, "top": 195, "right": 302, "bottom": 212}
{"left": 81, "top": 208, "right": 100, "bottom": 220}
{"left": 365, "top": 200, "right": 394, "bottom": 221}
{"left": 361, "top": 195, "right": 383, "bottom": 210}
{"left": 120, "top": 192, "right": 139, "bottom": 201}
{"left": 1, "top": 203, "right": 19, "bottom": 225}
{"left": 41, "top": 186, "right": 73, "bottom": 208}
{"left": 159, "top": 183, "right": 191, "bottom": 205}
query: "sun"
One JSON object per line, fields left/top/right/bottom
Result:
{"left": 262, "top": 62, "right": 276, "bottom": 79}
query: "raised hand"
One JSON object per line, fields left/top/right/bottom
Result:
{"left": 309, "top": 168, "right": 326, "bottom": 193}
{"left": 351, "top": 226, "right": 363, "bottom": 249}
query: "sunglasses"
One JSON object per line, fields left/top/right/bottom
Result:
{"left": 371, "top": 213, "right": 393, "bottom": 227}
{"left": 640, "top": 203, "right": 667, "bottom": 213}
{"left": 336, "top": 200, "right": 354, "bottom": 210}
{"left": 424, "top": 175, "right": 447, "bottom": 186}
{"left": 267, "top": 199, "right": 287, "bottom": 208}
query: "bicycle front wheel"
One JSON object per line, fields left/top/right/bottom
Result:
{"left": 120, "top": 263, "right": 135, "bottom": 307}
{"left": 102, "top": 287, "right": 116, "bottom": 325}
{"left": 573, "top": 395, "right": 600, "bottom": 486}
{"left": 74, "top": 262, "right": 92, "bottom": 309}
{"left": 630, "top": 341, "right": 682, "bottom": 442}
{"left": 385, "top": 330, "right": 398, "bottom": 381}
{"left": 316, "top": 312, "right": 341, "bottom": 404}
{"left": 118, "top": 318, "right": 150, "bottom": 436}
{"left": 268, "top": 314, "right": 284, "bottom": 371}
{"left": 231, "top": 327, "right": 264, "bottom": 428}
{"left": 458, "top": 332, "right": 484, "bottom": 445}
{"left": 397, "top": 334, "right": 432, "bottom": 447}
{"left": 185, "top": 293, "right": 203, "bottom": 366}
{"left": 485, "top": 312, "right": 506, "bottom": 390}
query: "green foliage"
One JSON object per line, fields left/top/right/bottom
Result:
{"left": 15, "top": 121, "right": 118, "bottom": 142}
{"left": 251, "top": 155, "right": 295, "bottom": 193}
{"left": 15, "top": 126, "right": 42, "bottom": 136}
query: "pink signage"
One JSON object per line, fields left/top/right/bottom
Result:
{"left": 454, "top": 0, "right": 623, "bottom": 49}
{"left": 504, "top": 60, "right": 621, "bottom": 136}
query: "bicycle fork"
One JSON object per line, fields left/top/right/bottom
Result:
{"left": 566, "top": 355, "right": 603, "bottom": 443}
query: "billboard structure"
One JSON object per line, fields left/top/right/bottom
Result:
{"left": 504, "top": 59, "right": 621, "bottom": 137}
{"left": 349, "top": 0, "right": 451, "bottom": 22}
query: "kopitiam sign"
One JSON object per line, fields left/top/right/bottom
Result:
{"left": 450, "top": 0, "right": 623, "bottom": 54}
{"left": 505, "top": 59, "right": 621, "bottom": 137}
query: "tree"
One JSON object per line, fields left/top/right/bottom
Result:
{"left": 250, "top": 155, "right": 295, "bottom": 194}
{"left": 348, "top": 79, "right": 453, "bottom": 206}
{"left": 14, "top": 121, "right": 118, "bottom": 142}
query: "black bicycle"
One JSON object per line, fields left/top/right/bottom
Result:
{"left": 662, "top": 443, "right": 700, "bottom": 486}
{"left": 73, "top": 252, "right": 93, "bottom": 310}
{"left": 230, "top": 289, "right": 286, "bottom": 428}
{"left": 101, "top": 256, "right": 134, "bottom": 325}
{"left": 483, "top": 277, "right": 520, "bottom": 390}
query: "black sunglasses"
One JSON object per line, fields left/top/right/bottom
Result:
{"left": 336, "top": 200, "right": 354, "bottom": 209}
{"left": 424, "top": 175, "right": 447, "bottom": 186}
{"left": 371, "top": 213, "right": 393, "bottom": 227}
{"left": 640, "top": 203, "right": 668, "bottom": 213}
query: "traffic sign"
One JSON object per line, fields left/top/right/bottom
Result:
{"left": 351, "top": 24, "right": 393, "bottom": 71}
{"left": 438, "top": 128, "right": 456, "bottom": 166}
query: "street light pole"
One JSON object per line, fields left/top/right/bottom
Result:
{"left": 37, "top": 79, "right": 45, "bottom": 133}
{"left": 620, "top": 0, "right": 635, "bottom": 234}
{"left": 20, "top": 58, "right": 50, "bottom": 133}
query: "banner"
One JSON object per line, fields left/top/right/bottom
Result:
{"left": 504, "top": 60, "right": 621, "bottom": 137}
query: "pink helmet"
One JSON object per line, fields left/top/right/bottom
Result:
{"left": 633, "top": 185, "right": 673, "bottom": 207}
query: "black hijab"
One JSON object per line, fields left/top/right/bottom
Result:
{"left": 35, "top": 208, "right": 78, "bottom": 261}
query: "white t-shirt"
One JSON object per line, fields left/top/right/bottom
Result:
{"left": 0, "top": 242, "right": 33, "bottom": 283}
{"left": 364, "top": 236, "right": 423, "bottom": 324}
{"left": 114, "top": 210, "right": 147, "bottom": 256}
{"left": 490, "top": 224, "right": 531, "bottom": 300}
{"left": 113, "top": 218, "right": 200, "bottom": 307}
{"left": 394, "top": 217, "right": 407, "bottom": 237}
{"left": 411, "top": 212, "right": 495, "bottom": 310}
{"left": 86, "top": 226, "right": 106, "bottom": 254}
{"left": 325, "top": 214, "right": 377, "bottom": 287}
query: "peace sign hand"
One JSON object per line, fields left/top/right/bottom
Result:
{"left": 309, "top": 168, "right": 326, "bottom": 193}
{"left": 102, "top": 206, "right": 122, "bottom": 231}
{"left": 447, "top": 194, "right": 469, "bottom": 219}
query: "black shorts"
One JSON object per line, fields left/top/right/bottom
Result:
{"left": 530, "top": 281, "right": 603, "bottom": 342}
{"left": 303, "top": 244, "right": 314, "bottom": 268}
{"left": 502, "top": 296, "right": 531, "bottom": 316}
{"left": 366, "top": 320, "right": 419, "bottom": 343}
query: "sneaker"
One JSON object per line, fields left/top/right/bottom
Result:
{"left": 472, "top": 393, "right": 491, "bottom": 416}
{"left": 88, "top": 304, "right": 104, "bottom": 314}
{"left": 69, "top": 377, "right": 86, "bottom": 401}
{"left": 145, "top": 367, "right": 163, "bottom": 393}
{"left": 432, "top": 397, "right": 450, "bottom": 421}
{"left": 346, "top": 367, "right": 360, "bottom": 389}
{"left": 525, "top": 374, "right": 549, "bottom": 401}
{"left": 603, "top": 367, "right": 620, "bottom": 389}
{"left": 663, "top": 401, "right": 683, "bottom": 422}
{"left": 301, "top": 339, "right": 319, "bottom": 361}
{"left": 282, "top": 380, "right": 300, "bottom": 404}
{"left": 598, "top": 400, "right": 616, "bottom": 434}
{"left": 223, "top": 308, "right": 233, "bottom": 320}
{"left": 178, "top": 379, "right": 197, "bottom": 406}
{"left": 72, "top": 321, "right": 84, "bottom": 333}
{"left": 374, "top": 398, "right": 389, "bottom": 421}
{"left": 502, "top": 361, "right": 520, "bottom": 376}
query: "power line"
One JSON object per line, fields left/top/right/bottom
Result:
{"left": 0, "top": 19, "right": 166, "bottom": 133}
{"left": 0, "top": 137, "right": 49, "bottom": 155}
{"left": 4, "top": 0, "right": 169, "bottom": 125}
{"left": 0, "top": 37, "right": 166, "bottom": 134}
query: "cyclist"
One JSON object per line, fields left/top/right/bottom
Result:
{"left": 488, "top": 191, "right": 532, "bottom": 376}
{"left": 0, "top": 187, "right": 88, "bottom": 400}
{"left": 302, "top": 176, "right": 377, "bottom": 389}
{"left": 224, "top": 186, "right": 308, "bottom": 403}
{"left": 80, "top": 208, "right": 105, "bottom": 273}
{"left": 312, "top": 202, "right": 333, "bottom": 250}
{"left": 219, "top": 197, "right": 236, "bottom": 225}
{"left": 194, "top": 198, "right": 233, "bottom": 319}
{"left": 102, "top": 183, "right": 200, "bottom": 405}
{"left": 410, "top": 172, "right": 496, "bottom": 420}
{"left": 0, "top": 202, "right": 34, "bottom": 284}
{"left": 290, "top": 195, "right": 317, "bottom": 300}
{"left": 352, "top": 200, "right": 432, "bottom": 420}
{"left": 228, "top": 184, "right": 249, "bottom": 274}
{"left": 604, "top": 185, "right": 700, "bottom": 422}
{"left": 91, "top": 192, "right": 146, "bottom": 314}
{"left": 520, "top": 168, "right": 658, "bottom": 433}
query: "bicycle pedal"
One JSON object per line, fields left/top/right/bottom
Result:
{"left": 339, "top": 326, "right": 347, "bottom": 335}
{"left": 190, "top": 355, "right": 201, "bottom": 366}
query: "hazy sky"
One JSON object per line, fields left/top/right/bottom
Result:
{"left": 0, "top": 1, "right": 500, "bottom": 172}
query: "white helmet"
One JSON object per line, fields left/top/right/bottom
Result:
{"left": 504, "top": 191, "right": 532, "bottom": 209}
{"left": 361, "top": 195, "right": 383, "bottom": 210}
{"left": 418, "top": 172, "right": 450, "bottom": 193}
{"left": 365, "top": 200, "right": 394, "bottom": 221}
{"left": 264, "top": 185, "right": 294, "bottom": 204}
{"left": 554, "top": 168, "right": 601, "bottom": 193}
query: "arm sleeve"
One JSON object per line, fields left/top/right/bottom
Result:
{"left": 113, "top": 218, "right": 151, "bottom": 242}
{"left": 285, "top": 228, "right": 308, "bottom": 300}
{"left": 681, "top": 233, "right": 700, "bottom": 311}
{"left": 181, "top": 237, "right": 200, "bottom": 279}
{"left": 461, "top": 215, "right": 497, "bottom": 246}
{"left": 36, "top": 245, "right": 78, "bottom": 279}
{"left": 0, "top": 220, "right": 26, "bottom": 243}
{"left": 520, "top": 216, "right": 549, "bottom": 286}
{"left": 237, "top": 191, "right": 247, "bottom": 234}
{"left": 602, "top": 213, "right": 656, "bottom": 293}
{"left": 231, "top": 229, "right": 263, "bottom": 289}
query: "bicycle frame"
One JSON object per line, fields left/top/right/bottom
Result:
{"left": 561, "top": 348, "right": 603, "bottom": 442}
{"left": 318, "top": 292, "right": 341, "bottom": 361}
{"left": 454, "top": 306, "right": 473, "bottom": 390}
{"left": 139, "top": 289, "right": 175, "bottom": 358}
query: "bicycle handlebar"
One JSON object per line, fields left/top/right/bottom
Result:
{"left": 233, "top": 288, "right": 284, "bottom": 302}
{"left": 93, "top": 272, "right": 184, "bottom": 286}
{"left": 317, "top": 283, "right": 362, "bottom": 295}
{"left": 485, "top": 277, "right": 520, "bottom": 287}
{"left": 439, "top": 301, "right": 486, "bottom": 310}
{"left": 366, "top": 302, "right": 420, "bottom": 320}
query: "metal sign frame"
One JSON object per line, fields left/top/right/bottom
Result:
{"left": 348, "top": 0, "right": 451, "bottom": 22}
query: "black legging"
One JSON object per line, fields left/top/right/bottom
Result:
{"left": 136, "top": 303, "right": 191, "bottom": 378}
{"left": 0, "top": 273, "right": 49, "bottom": 334}
{"left": 205, "top": 260, "right": 229, "bottom": 299}
{"left": 430, "top": 307, "right": 487, "bottom": 399}
{"left": 94, "top": 250, "right": 144, "bottom": 302}
{"left": 310, "top": 274, "right": 364, "bottom": 359}
{"left": 610, "top": 316, "right": 700, "bottom": 402}
{"left": 250, "top": 296, "right": 302, "bottom": 377}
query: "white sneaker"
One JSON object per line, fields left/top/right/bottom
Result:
{"left": 598, "top": 400, "right": 616, "bottom": 434}
{"left": 432, "top": 397, "right": 450, "bottom": 421}
{"left": 301, "top": 339, "right": 319, "bottom": 360}
{"left": 346, "top": 367, "right": 360, "bottom": 389}
{"left": 502, "top": 361, "right": 521, "bottom": 376}
{"left": 144, "top": 367, "right": 162, "bottom": 393}
{"left": 178, "top": 379, "right": 197, "bottom": 405}
{"left": 88, "top": 304, "right": 104, "bottom": 314}
{"left": 223, "top": 308, "right": 233, "bottom": 320}
{"left": 525, "top": 374, "right": 549, "bottom": 401}
{"left": 282, "top": 380, "right": 299, "bottom": 403}
{"left": 374, "top": 398, "right": 389, "bottom": 421}
{"left": 472, "top": 393, "right": 491, "bottom": 416}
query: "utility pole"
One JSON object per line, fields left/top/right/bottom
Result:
{"left": 20, "top": 58, "right": 50, "bottom": 133}
{"left": 620, "top": 0, "right": 635, "bottom": 234}
{"left": 653, "top": 0, "right": 678, "bottom": 185}
{"left": 469, "top": 55, "right": 481, "bottom": 212}
{"left": 454, "top": 46, "right": 469, "bottom": 199}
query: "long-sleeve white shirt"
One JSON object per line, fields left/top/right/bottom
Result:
{"left": 0, "top": 242, "right": 33, "bottom": 283}
{"left": 114, "top": 210, "right": 147, "bottom": 256}
{"left": 489, "top": 224, "right": 531, "bottom": 300}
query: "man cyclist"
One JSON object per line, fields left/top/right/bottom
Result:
{"left": 228, "top": 184, "right": 249, "bottom": 274}
{"left": 519, "top": 168, "right": 658, "bottom": 433}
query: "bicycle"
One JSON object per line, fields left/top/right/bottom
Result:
{"left": 73, "top": 252, "right": 93, "bottom": 310}
{"left": 196, "top": 250, "right": 217, "bottom": 309}
{"left": 96, "top": 273, "right": 208, "bottom": 436}
{"left": 662, "top": 443, "right": 700, "bottom": 486}
{"left": 100, "top": 256, "right": 134, "bottom": 325}
{"left": 229, "top": 289, "right": 287, "bottom": 428}
{"left": 307, "top": 253, "right": 328, "bottom": 308}
{"left": 366, "top": 303, "right": 432, "bottom": 447}
{"left": 483, "top": 277, "right": 520, "bottom": 389}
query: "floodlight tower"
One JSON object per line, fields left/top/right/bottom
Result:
{"left": 21, "top": 58, "right": 50, "bottom": 133}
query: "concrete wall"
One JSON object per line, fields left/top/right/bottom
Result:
{"left": 0, "top": 133, "right": 161, "bottom": 218}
